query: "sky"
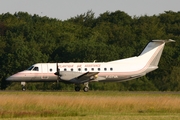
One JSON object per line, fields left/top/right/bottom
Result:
{"left": 0, "top": 0, "right": 180, "bottom": 20}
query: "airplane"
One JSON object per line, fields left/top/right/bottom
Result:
{"left": 6, "top": 39, "right": 175, "bottom": 92}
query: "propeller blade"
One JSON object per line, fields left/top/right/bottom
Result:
{"left": 54, "top": 63, "right": 60, "bottom": 76}
{"left": 54, "top": 63, "right": 60, "bottom": 90}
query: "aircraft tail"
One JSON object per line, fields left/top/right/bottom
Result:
{"left": 109, "top": 39, "right": 175, "bottom": 71}
{"left": 139, "top": 39, "right": 175, "bottom": 68}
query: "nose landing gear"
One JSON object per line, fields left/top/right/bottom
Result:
{"left": 21, "top": 82, "right": 26, "bottom": 91}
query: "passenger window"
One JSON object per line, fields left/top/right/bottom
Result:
{"left": 33, "top": 67, "right": 39, "bottom": 71}
{"left": 50, "top": 69, "right": 52, "bottom": 72}
{"left": 85, "top": 68, "right": 87, "bottom": 71}
{"left": 98, "top": 68, "right": 100, "bottom": 71}
{"left": 78, "top": 68, "right": 81, "bottom": 71}
{"left": 110, "top": 68, "right": 113, "bottom": 71}
{"left": 71, "top": 68, "right": 73, "bottom": 71}
{"left": 64, "top": 68, "right": 67, "bottom": 71}
{"left": 91, "top": 68, "right": 94, "bottom": 71}
{"left": 104, "top": 68, "right": 107, "bottom": 71}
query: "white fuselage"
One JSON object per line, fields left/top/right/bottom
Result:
{"left": 6, "top": 56, "right": 157, "bottom": 83}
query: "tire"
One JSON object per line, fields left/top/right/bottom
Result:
{"left": 83, "top": 87, "right": 89, "bottom": 92}
{"left": 22, "top": 87, "right": 26, "bottom": 91}
{"left": 75, "top": 87, "right": 80, "bottom": 92}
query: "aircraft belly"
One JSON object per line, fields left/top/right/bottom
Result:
{"left": 67, "top": 78, "right": 88, "bottom": 84}
{"left": 30, "top": 76, "right": 57, "bottom": 82}
{"left": 97, "top": 75, "right": 135, "bottom": 82}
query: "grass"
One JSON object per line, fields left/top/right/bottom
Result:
{"left": 0, "top": 91, "right": 180, "bottom": 119}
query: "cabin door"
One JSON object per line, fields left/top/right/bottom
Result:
{"left": 41, "top": 64, "right": 49, "bottom": 80}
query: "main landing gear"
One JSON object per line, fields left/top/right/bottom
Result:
{"left": 75, "top": 82, "right": 89, "bottom": 92}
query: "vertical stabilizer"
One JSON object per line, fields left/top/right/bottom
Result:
{"left": 139, "top": 39, "right": 175, "bottom": 67}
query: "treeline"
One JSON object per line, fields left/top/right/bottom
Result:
{"left": 0, "top": 10, "right": 180, "bottom": 91}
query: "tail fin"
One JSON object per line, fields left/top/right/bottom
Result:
{"left": 139, "top": 39, "right": 175, "bottom": 67}
{"left": 109, "top": 39, "right": 175, "bottom": 65}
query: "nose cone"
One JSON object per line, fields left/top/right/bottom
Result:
{"left": 6, "top": 72, "right": 26, "bottom": 81}
{"left": 6, "top": 74, "right": 20, "bottom": 81}
{"left": 6, "top": 76, "right": 14, "bottom": 81}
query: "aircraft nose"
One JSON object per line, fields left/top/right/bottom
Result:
{"left": 6, "top": 71, "right": 31, "bottom": 81}
{"left": 6, "top": 73, "right": 22, "bottom": 81}
{"left": 6, "top": 75, "right": 16, "bottom": 81}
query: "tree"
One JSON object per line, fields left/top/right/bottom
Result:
{"left": 0, "top": 11, "right": 180, "bottom": 91}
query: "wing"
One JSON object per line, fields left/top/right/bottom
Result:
{"left": 76, "top": 72, "right": 99, "bottom": 83}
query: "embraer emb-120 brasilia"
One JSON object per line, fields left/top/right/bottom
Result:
{"left": 6, "top": 39, "right": 175, "bottom": 92}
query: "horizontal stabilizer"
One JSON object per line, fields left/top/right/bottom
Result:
{"left": 152, "top": 39, "right": 175, "bottom": 43}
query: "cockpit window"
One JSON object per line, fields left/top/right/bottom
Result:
{"left": 27, "top": 66, "right": 34, "bottom": 70}
{"left": 33, "top": 67, "right": 39, "bottom": 71}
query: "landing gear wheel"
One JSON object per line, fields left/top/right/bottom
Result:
{"left": 75, "top": 86, "right": 81, "bottom": 92}
{"left": 21, "top": 82, "right": 26, "bottom": 91}
{"left": 22, "top": 87, "right": 26, "bottom": 91}
{"left": 83, "top": 87, "right": 89, "bottom": 92}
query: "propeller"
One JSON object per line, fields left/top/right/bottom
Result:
{"left": 54, "top": 63, "right": 61, "bottom": 90}
{"left": 54, "top": 63, "right": 61, "bottom": 77}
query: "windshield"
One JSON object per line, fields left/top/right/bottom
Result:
{"left": 27, "top": 66, "right": 34, "bottom": 70}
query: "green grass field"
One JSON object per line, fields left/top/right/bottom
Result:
{"left": 0, "top": 91, "right": 180, "bottom": 120}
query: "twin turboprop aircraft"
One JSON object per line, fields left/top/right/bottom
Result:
{"left": 6, "top": 39, "right": 175, "bottom": 92}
